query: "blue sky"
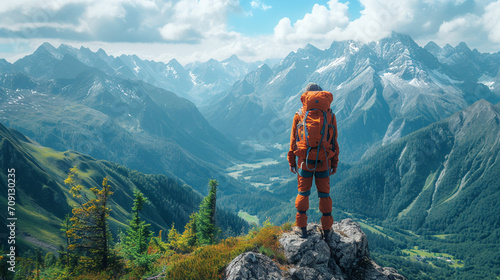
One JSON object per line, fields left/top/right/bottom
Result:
{"left": 228, "top": 0, "right": 362, "bottom": 36}
{"left": 0, "top": 0, "right": 499, "bottom": 64}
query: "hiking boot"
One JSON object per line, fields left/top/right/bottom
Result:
{"left": 299, "top": 227, "right": 308, "bottom": 238}
{"left": 323, "top": 230, "right": 331, "bottom": 243}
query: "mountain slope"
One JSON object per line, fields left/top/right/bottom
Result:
{"left": 0, "top": 59, "right": 11, "bottom": 72}
{"left": 0, "top": 123, "right": 249, "bottom": 252}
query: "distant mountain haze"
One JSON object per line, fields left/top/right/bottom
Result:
{"left": 1, "top": 55, "right": 252, "bottom": 196}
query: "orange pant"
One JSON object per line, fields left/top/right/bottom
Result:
{"left": 295, "top": 158, "right": 333, "bottom": 230}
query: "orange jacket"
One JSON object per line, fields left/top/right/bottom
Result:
{"left": 287, "top": 111, "right": 339, "bottom": 169}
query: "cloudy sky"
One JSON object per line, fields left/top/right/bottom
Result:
{"left": 1, "top": 0, "right": 499, "bottom": 64}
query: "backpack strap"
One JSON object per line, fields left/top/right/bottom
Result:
{"left": 295, "top": 110, "right": 302, "bottom": 143}
{"left": 330, "top": 112, "right": 336, "bottom": 152}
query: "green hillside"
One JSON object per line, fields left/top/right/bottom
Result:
{"left": 0, "top": 122, "right": 248, "bottom": 255}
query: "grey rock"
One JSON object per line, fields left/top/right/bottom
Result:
{"left": 224, "top": 252, "right": 285, "bottom": 280}
{"left": 225, "top": 219, "right": 407, "bottom": 280}
{"left": 291, "top": 267, "right": 320, "bottom": 280}
{"left": 329, "top": 219, "right": 370, "bottom": 272}
{"left": 279, "top": 224, "right": 330, "bottom": 267}
{"left": 348, "top": 258, "right": 407, "bottom": 280}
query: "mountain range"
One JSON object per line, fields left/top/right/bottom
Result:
{"left": 0, "top": 53, "right": 256, "bottom": 197}
{"left": 7, "top": 42, "right": 261, "bottom": 106}
{"left": 201, "top": 33, "right": 500, "bottom": 163}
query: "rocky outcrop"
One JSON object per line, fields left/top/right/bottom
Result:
{"left": 225, "top": 251, "right": 285, "bottom": 280}
{"left": 225, "top": 219, "right": 406, "bottom": 280}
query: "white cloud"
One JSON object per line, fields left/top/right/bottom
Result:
{"left": 251, "top": 0, "right": 272, "bottom": 11}
{"left": 1, "top": 0, "right": 500, "bottom": 65}
{"left": 342, "top": 0, "right": 414, "bottom": 42}
{"left": 0, "top": 0, "right": 240, "bottom": 43}
{"left": 159, "top": 23, "right": 201, "bottom": 41}
{"left": 273, "top": 0, "right": 349, "bottom": 48}
{"left": 158, "top": 0, "right": 240, "bottom": 42}
{"left": 84, "top": 1, "right": 126, "bottom": 19}
{"left": 483, "top": 0, "right": 500, "bottom": 43}
{"left": 270, "top": 0, "right": 500, "bottom": 53}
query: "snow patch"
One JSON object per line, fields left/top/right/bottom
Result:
{"left": 189, "top": 72, "right": 198, "bottom": 85}
{"left": 269, "top": 63, "right": 295, "bottom": 85}
{"left": 268, "top": 72, "right": 282, "bottom": 84}
{"left": 349, "top": 42, "right": 359, "bottom": 54}
{"left": 133, "top": 60, "right": 141, "bottom": 73}
{"left": 409, "top": 77, "right": 427, "bottom": 87}
{"left": 478, "top": 74, "right": 495, "bottom": 90}
{"left": 315, "top": 57, "right": 346, "bottom": 74}
{"left": 430, "top": 69, "right": 461, "bottom": 85}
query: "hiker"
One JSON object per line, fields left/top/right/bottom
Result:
{"left": 287, "top": 83, "right": 339, "bottom": 240}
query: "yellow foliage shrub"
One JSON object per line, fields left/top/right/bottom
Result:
{"left": 158, "top": 224, "right": 287, "bottom": 280}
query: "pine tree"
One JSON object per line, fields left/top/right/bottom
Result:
{"left": 119, "top": 190, "right": 155, "bottom": 269}
{"left": 65, "top": 167, "right": 113, "bottom": 271}
{"left": 196, "top": 179, "right": 218, "bottom": 246}
{"left": 126, "top": 190, "right": 152, "bottom": 255}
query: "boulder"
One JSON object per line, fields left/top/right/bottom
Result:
{"left": 225, "top": 219, "right": 407, "bottom": 280}
{"left": 225, "top": 251, "right": 285, "bottom": 280}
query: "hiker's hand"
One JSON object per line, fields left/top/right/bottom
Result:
{"left": 290, "top": 166, "right": 297, "bottom": 174}
{"left": 329, "top": 167, "right": 337, "bottom": 175}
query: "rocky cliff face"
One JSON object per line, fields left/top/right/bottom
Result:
{"left": 225, "top": 219, "right": 406, "bottom": 280}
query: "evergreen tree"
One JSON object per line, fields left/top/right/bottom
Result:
{"left": 118, "top": 190, "right": 155, "bottom": 269}
{"left": 65, "top": 167, "right": 113, "bottom": 271}
{"left": 124, "top": 190, "right": 152, "bottom": 255}
{"left": 196, "top": 179, "right": 218, "bottom": 245}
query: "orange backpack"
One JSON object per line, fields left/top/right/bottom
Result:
{"left": 294, "top": 91, "right": 336, "bottom": 171}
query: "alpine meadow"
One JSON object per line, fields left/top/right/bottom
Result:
{"left": 1, "top": 2, "right": 500, "bottom": 279}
